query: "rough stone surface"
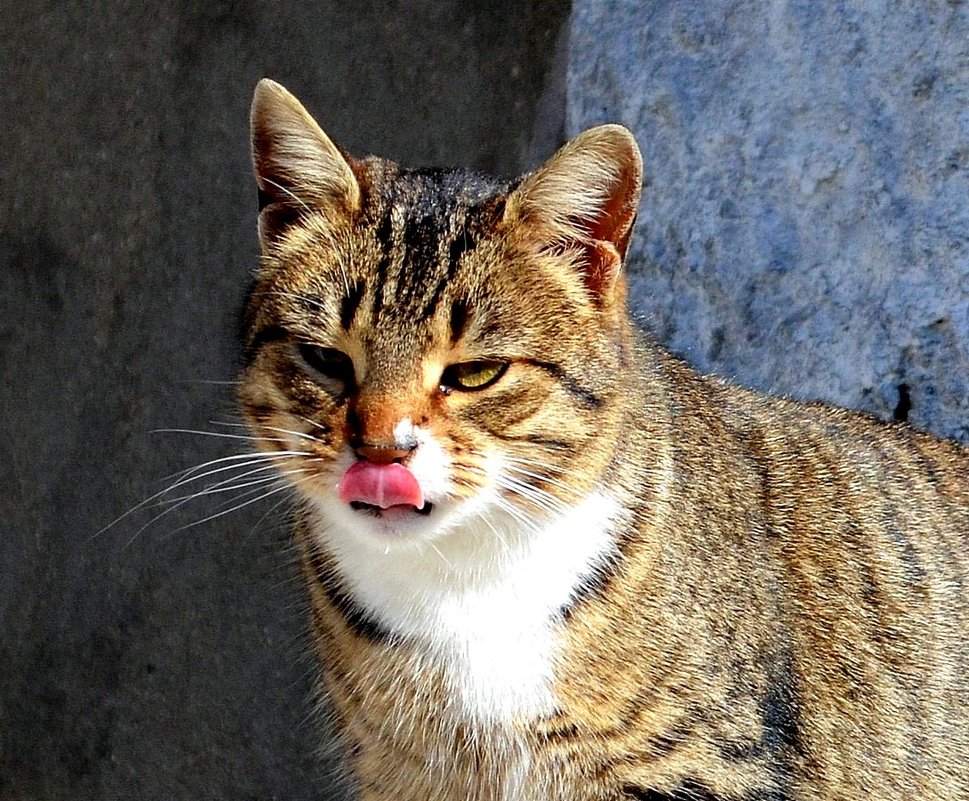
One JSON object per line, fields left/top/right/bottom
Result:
{"left": 568, "top": 0, "right": 969, "bottom": 441}
{"left": 1, "top": 2, "right": 568, "bottom": 799}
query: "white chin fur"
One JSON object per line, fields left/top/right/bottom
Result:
{"left": 302, "top": 424, "right": 621, "bottom": 725}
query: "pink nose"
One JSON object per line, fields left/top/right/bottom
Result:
{"left": 337, "top": 461, "right": 425, "bottom": 509}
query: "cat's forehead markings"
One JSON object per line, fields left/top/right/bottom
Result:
{"left": 365, "top": 168, "right": 504, "bottom": 327}
{"left": 339, "top": 280, "right": 366, "bottom": 332}
{"left": 449, "top": 297, "right": 470, "bottom": 344}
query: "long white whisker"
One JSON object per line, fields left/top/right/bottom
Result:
{"left": 152, "top": 427, "right": 291, "bottom": 444}
{"left": 94, "top": 453, "right": 294, "bottom": 537}
{"left": 297, "top": 415, "right": 330, "bottom": 433}
{"left": 496, "top": 475, "right": 568, "bottom": 517}
{"left": 472, "top": 507, "right": 511, "bottom": 556}
{"left": 258, "top": 425, "right": 327, "bottom": 444}
{"left": 156, "top": 468, "right": 305, "bottom": 506}
{"left": 248, "top": 493, "right": 297, "bottom": 538}
{"left": 96, "top": 448, "right": 309, "bottom": 539}
{"left": 426, "top": 540, "right": 453, "bottom": 569}
{"left": 167, "top": 482, "right": 296, "bottom": 534}
{"left": 493, "top": 454, "right": 577, "bottom": 476}
{"left": 160, "top": 450, "right": 307, "bottom": 483}
{"left": 501, "top": 462, "right": 580, "bottom": 496}
{"left": 259, "top": 176, "right": 313, "bottom": 214}
{"left": 122, "top": 465, "right": 305, "bottom": 546}
{"left": 160, "top": 452, "right": 305, "bottom": 490}
{"left": 490, "top": 494, "right": 544, "bottom": 535}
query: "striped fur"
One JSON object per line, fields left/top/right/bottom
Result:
{"left": 239, "top": 80, "right": 969, "bottom": 800}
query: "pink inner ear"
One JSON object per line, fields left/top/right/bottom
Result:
{"left": 338, "top": 462, "right": 425, "bottom": 509}
{"left": 583, "top": 239, "right": 623, "bottom": 301}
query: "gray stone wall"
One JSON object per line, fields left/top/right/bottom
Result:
{"left": 569, "top": 0, "right": 969, "bottom": 441}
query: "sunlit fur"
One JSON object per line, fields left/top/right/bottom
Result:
{"left": 240, "top": 80, "right": 969, "bottom": 800}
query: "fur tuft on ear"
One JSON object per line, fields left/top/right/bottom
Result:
{"left": 506, "top": 125, "right": 643, "bottom": 306}
{"left": 250, "top": 79, "right": 361, "bottom": 245}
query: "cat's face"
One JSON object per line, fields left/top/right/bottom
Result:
{"left": 240, "top": 80, "right": 642, "bottom": 552}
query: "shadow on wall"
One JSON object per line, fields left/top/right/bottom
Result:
{"left": 0, "top": 1, "right": 569, "bottom": 799}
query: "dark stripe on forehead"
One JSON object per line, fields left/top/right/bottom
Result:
{"left": 421, "top": 225, "right": 480, "bottom": 321}
{"left": 398, "top": 209, "right": 452, "bottom": 317}
{"left": 340, "top": 280, "right": 366, "bottom": 330}
{"left": 449, "top": 298, "right": 470, "bottom": 343}
{"left": 371, "top": 211, "right": 394, "bottom": 318}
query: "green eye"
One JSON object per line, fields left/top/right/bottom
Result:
{"left": 442, "top": 360, "right": 508, "bottom": 392}
{"left": 298, "top": 344, "right": 355, "bottom": 384}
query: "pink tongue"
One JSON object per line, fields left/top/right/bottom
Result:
{"left": 337, "top": 461, "right": 425, "bottom": 510}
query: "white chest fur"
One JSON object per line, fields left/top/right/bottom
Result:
{"left": 315, "top": 490, "right": 620, "bottom": 726}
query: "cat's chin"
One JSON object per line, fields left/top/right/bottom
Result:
{"left": 308, "top": 494, "right": 462, "bottom": 547}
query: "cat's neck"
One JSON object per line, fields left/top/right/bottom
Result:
{"left": 309, "top": 489, "right": 625, "bottom": 724}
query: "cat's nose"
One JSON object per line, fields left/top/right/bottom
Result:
{"left": 354, "top": 440, "right": 417, "bottom": 465}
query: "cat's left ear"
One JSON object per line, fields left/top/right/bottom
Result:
{"left": 250, "top": 79, "right": 362, "bottom": 249}
{"left": 505, "top": 125, "right": 642, "bottom": 307}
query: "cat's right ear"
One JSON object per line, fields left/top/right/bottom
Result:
{"left": 250, "top": 79, "right": 361, "bottom": 249}
{"left": 504, "top": 125, "right": 642, "bottom": 309}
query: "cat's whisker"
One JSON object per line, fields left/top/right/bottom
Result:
{"left": 467, "top": 449, "right": 586, "bottom": 486}
{"left": 94, "top": 450, "right": 303, "bottom": 538}
{"left": 500, "top": 462, "right": 583, "bottom": 498}
{"left": 487, "top": 493, "right": 545, "bottom": 536}
{"left": 470, "top": 507, "right": 511, "bottom": 557}
{"left": 498, "top": 454, "right": 588, "bottom": 481}
{"left": 459, "top": 460, "right": 572, "bottom": 520}
{"left": 167, "top": 481, "right": 297, "bottom": 534}
{"left": 123, "top": 465, "right": 307, "bottom": 547}
{"left": 152, "top": 427, "right": 292, "bottom": 445}
{"left": 296, "top": 415, "right": 330, "bottom": 433}
{"left": 201, "top": 469, "right": 307, "bottom": 513}
{"left": 159, "top": 451, "right": 306, "bottom": 492}
{"left": 426, "top": 539, "right": 453, "bottom": 569}
{"left": 248, "top": 493, "right": 298, "bottom": 540}
{"left": 173, "top": 378, "right": 241, "bottom": 386}
{"left": 495, "top": 475, "right": 570, "bottom": 518}
{"left": 258, "top": 424, "right": 328, "bottom": 445}
{"left": 155, "top": 469, "right": 300, "bottom": 506}
{"left": 259, "top": 176, "right": 313, "bottom": 214}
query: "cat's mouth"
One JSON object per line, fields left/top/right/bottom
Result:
{"left": 338, "top": 462, "right": 432, "bottom": 519}
{"left": 349, "top": 500, "right": 435, "bottom": 517}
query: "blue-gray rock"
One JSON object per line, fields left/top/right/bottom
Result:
{"left": 567, "top": 0, "right": 969, "bottom": 442}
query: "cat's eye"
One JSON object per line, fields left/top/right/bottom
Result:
{"left": 441, "top": 360, "right": 508, "bottom": 392}
{"left": 298, "top": 344, "right": 355, "bottom": 385}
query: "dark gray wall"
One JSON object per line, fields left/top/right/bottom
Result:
{"left": 0, "top": 2, "right": 569, "bottom": 798}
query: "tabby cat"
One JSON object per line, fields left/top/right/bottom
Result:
{"left": 240, "top": 79, "right": 969, "bottom": 800}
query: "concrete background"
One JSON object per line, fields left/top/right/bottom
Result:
{"left": 1, "top": 2, "right": 568, "bottom": 798}
{"left": 3, "top": 1, "right": 968, "bottom": 799}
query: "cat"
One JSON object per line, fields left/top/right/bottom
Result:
{"left": 239, "top": 78, "right": 969, "bottom": 800}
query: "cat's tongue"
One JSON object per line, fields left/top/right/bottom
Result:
{"left": 337, "top": 461, "right": 425, "bottom": 510}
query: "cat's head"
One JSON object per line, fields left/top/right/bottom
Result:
{"left": 240, "top": 79, "right": 642, "bottom": 554}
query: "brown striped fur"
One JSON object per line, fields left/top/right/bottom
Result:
{"left": 239, "top": 79, "right": 969, "bottom": 800}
